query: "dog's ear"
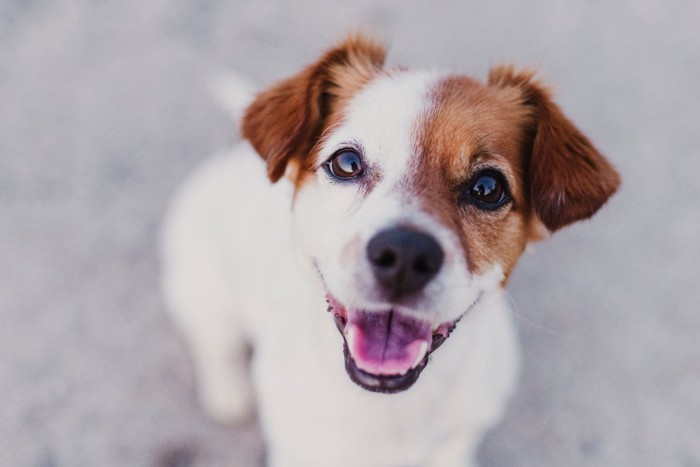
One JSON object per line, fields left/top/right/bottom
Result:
{"left": 242, "top": 34, "right": 386, "bottom": 182}
{"left": 489, "top": 66, "right": 621, "bottom": 231}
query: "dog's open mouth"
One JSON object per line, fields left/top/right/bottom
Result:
{"left": 326, "top": 294, "right": 457, "bottom": 393}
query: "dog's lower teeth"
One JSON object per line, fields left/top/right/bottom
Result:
{"left": 411, "top": 341, "right": 429, "bottom": 369}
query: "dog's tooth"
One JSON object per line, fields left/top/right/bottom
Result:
{"left": 345, "top": 324, "right": 357, "bottom": 351}
{"left": 412, "top": 341, "right": 429, "bottom": 369}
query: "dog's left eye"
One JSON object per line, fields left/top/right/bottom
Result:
{"left": 327, "top": 150, "right": 364, "bottom": 180}
{"left": 463, "top": 170, "right": 511, "bottom": 210}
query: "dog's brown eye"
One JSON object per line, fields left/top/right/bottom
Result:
{"left": 327, "top": 150, "right": 364, "bottom": 180}
{"left": 470, "top": 174, "right": 502, "bottom": 203}
{"left": 465, "top": 171, "right": 510, "bottom": 210}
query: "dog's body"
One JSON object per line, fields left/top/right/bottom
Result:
{"left": 161, "top": 36, "right": 619, "bottom": 467}
{"left": 162, "top": 148, "right": 518, "bottom": 466}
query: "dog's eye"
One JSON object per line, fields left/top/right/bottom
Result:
{"left": 327, "top": 150, "right": 364, "bottom": 180}
{"left": 465, "top": 171, "right": 510, "bottom": 210}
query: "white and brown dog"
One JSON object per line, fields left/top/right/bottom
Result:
{"left": 161, "top": 35, "right": 620, "bottom": 467}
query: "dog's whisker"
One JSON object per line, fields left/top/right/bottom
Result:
{"left": 503, "top": 291, "right": 561, "bottom": 337}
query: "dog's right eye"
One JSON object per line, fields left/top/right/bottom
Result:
{"left": 327, "top": 150, "right": 364, "bottom": 180}
{"left": 462, "top": 170, "right": 511, "bottom": 211}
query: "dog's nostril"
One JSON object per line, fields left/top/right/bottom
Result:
{"left": 413, "top": 257, "right": 431, "bottom": 274}
{"left": 375, "top": 250, "right": 397, "bottom": 268}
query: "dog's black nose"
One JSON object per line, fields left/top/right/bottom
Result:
{"left": 367, "top": 227, "right": 444, "bottom": 299}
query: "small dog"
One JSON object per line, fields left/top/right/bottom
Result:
{"left": 161, "top": 35, "right": 619, "bottom": 467}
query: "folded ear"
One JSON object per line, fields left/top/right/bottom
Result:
{"left": 242, "top": 34, "right": 386, "bottom": 182}
{"left": 489, "top": 66, "right": 621, "bottom": 231}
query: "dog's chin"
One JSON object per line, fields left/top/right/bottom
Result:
{"left": 326, "top": 294, "right": 462, "bottom": 394}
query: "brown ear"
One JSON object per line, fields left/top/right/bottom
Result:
{"left": 242, "top": 34, "right": 386, "bottom": 182}
{"left": 489, "top": 66, "right": 621, "bottom": 231}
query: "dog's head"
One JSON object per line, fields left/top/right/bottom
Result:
{"left": 242, "top": 35, "right": 620, "bottom": 393}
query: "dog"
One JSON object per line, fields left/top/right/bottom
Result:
{"left": 160, "top": 34, "right": 620, "bottom": 467}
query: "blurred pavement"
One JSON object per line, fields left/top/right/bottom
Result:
{"left": 1, "top": 1, "right": 699, "bottom": 466}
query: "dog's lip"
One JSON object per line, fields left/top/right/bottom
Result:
{"left": 326, "top": 293, "right": 461, "bottom": 393}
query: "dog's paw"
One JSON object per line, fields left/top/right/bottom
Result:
{"left": 198, "top": 379, "right": 255, "bottom": 425}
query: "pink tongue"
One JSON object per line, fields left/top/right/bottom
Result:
{"left": 345, "top": 309, "right": 431, "bottom": 376}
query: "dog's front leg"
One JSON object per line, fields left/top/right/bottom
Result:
{"left": 426, "top": 425, "right": 486, "bottom": 467}
{"left": 185, "top": 322, "right": 255, "bottom": 425}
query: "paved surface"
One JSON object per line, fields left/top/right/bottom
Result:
{"left": 2, "top": 1, "right": 699, "bottom": 466}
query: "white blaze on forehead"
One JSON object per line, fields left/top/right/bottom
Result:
{"left": 317, "top": 70, "right": 440, "bottom": 181}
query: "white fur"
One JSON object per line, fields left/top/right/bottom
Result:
{"left": 161, "top": 71, "right": 520, "bottom": 467}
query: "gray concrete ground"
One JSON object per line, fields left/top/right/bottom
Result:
{"left": 2, "top": 1, "right": 699, "bottom": 466}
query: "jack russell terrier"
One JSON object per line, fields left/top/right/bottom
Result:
{"left": 161, "top": 34, "right": 620, "bottom": 467}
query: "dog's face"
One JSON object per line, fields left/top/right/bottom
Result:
{"left": 243, "top": 35, "right": 620, "bottom": 393}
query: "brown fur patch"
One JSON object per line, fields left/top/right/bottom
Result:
{"left": 413, "top": 76, "right": 534, "bottom": 277}
{"left": 412, "top": 70, "right": 620, "bottom": 279}
{"left": 242, "top": 34, "right": 386, "bottom": 184}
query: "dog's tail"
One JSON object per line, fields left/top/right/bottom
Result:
{"left": 209, "top": 71, "right": 256, "bottom": 124}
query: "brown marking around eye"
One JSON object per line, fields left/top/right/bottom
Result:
{"left": 410, "top": 75, "right": 536, "bottom": 280}
{"left": 243, "top": 34, "right": 386, "bottom": 186}
{"left": 294, "top": 68, "right": 394, "bottom": 195}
